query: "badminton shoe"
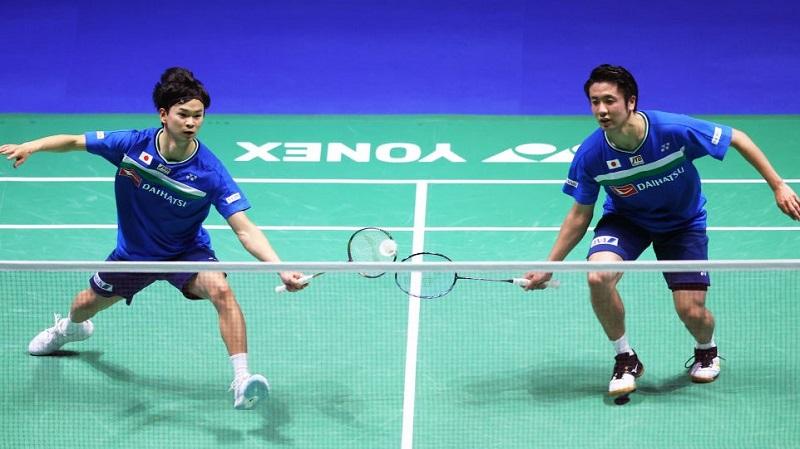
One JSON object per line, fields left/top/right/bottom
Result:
{"left": 687, "top": 347, "right": 721, "bottom": 383}
{"left": 28, "top": 314, "right": 94, "bottom": 356}
{"left": 231, "top": 373, "right": 270, "bottom": 410}
{"left": 608, "top": 351, "right": 645, "bottom": 396}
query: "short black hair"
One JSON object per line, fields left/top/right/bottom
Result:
{"left": 583, "top": 64, "right": 638, "bottom": 109}
{"left": 152, "top": 67, "right": 211, "bottom": 111}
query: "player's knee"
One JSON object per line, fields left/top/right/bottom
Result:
{"left": 676, "top": 303, "right": 706, "bottom": 322}
{"left": 207, "top": 282, "right": 235, "bottom": 304}
{"left": 587, "top": 271, "right": 615, "bottom": 289}
{"left": 209, "top": 284, "right": 233, "bottom": 300}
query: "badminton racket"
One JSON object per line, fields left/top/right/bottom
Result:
{"left": 394, "top": 251, "right": 559, "bottom": 300}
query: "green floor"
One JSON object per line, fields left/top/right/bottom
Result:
{"left": 1, "top": 115, "right": 799, "bottom": 448}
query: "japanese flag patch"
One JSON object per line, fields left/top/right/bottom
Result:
{"left": 138, "top": 151, "right": 153, "bottom": 165}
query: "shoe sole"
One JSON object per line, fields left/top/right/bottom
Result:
{"left": 608, "top": 365, "right": 645, "bottom": 397}
{"left": 28, "top": 335, "right": 92, "bottom": 356}
{"left": 690, "top": 374, "right": 719, "bottom": 383}
{"left": 609, "top": 385, "right": 636, "bottom": 397}
{"left": 689, "top": 362, "right": 720, "bottom": 383}
{"left": 235, "top": 380, "right": 270, "bottom": 410}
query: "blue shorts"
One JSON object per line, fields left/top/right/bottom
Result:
{"left": 587, "top": 214, "right": 710, "bottom": 290}
{"left": 89, "top": 246, "right": 220, "bottom": 305}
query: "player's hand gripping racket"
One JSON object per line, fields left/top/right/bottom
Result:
{"left": 394, "top": 252, "right": 559, "bottom": 300}
{"left": 274, "top": 227, "right": 398, "bottom": 293}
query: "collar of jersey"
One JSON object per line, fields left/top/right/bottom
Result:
{"left": 603, "top": 111, "right": 648, "bottom": 154}
{"left": 155, "top": 128, "right": 199, "bottom": 164}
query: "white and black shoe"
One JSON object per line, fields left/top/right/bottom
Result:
{"left": 608, "top": 351, "right": 645, "bottom": 396}
{"left": 686, "top": 347, "right": 721, "bottom": 383}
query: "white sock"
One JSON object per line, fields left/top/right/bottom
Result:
{"left": 696, "top": 338, "right": 716, "bottom": 350}
{"left": 230, "top": 353, "right": 250, "bottom": 380}
{"left": 65, "top": 313, "right": 83, "bottom": 331}
{"left": 613, "top": 334, "right": 633, "bottom": 355}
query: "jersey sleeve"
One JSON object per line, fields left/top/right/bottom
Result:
{"left": 211, "top": 165, "right": 251, "bottom": 219}
{"left": 676, "top": 115, "right": 733, "bottom": 161}
{"left": 563, "top": 148, "right": 600, "bottom": 205}
{"left": 84, "top": 129, "right": 139, "bottom": 166}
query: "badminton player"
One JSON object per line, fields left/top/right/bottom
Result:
{"left": 524, "top": 64, "right": 800, "bottom": 397}
{"left": 0, "top": 67, "right": 307, "bottom": 410}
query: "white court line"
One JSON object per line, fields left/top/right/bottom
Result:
{"left": 400, "top": 181, "right": 428, "bottom": 449}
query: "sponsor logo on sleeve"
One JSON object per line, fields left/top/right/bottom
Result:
{"left": 96, "top": 131, "right": 105, "bottom": 139}
{"left": 591, "top": 236, "right": 619, "bottom": 247}
{"left": 225, "top": 192, "right": 242, "bottom": 204}
{"left": 138, "top": 151, "right": 153, "bottom": 165}
{"left": 606, "top": 159, "right": 621, "bottom": 169}
{"left": 711, "top": 127, "right": 722, "bottom": 145}
{"left": 565, "top": 178, "right": 579, "bottom": 188}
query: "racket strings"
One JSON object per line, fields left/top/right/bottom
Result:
{"left": 395, "top": 270, "right": 457, "bottom": 299}
{"left": 394, "top": 252, "right": 459, "bottom": 299}
{"left": 348, "top": 228, "right": 395, "bottom": 278}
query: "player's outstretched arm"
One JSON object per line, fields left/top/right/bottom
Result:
{"left": 226, "top": 211, "right": 307, "bottom": 291}
{"left": 524, "top": 202, "right": 594, "bottom": 290}
{"left": 730, "top": 129, "right": 800, "bottom": 221}
{"left": 0, "top": 134, "right": 86, "bottom": 168}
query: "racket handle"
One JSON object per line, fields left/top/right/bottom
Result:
{"left": 274, "top": 274, "right": 315, "bottom": 293}
{"left": 512, "top": 278, "right": 560, "bottom": 289}
{"left": 512, "top": 278, "right": 531, "bottom": 288}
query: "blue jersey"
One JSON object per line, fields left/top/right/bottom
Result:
{"left": 85, "top": 128, "right": 250, "bottom": 260}
{"left": 564, "top": 110, "right": 732, "bottom": 232}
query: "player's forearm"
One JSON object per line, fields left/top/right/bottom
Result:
{"left": 548, "top": 226, "right": 586, "bottom": 261}
{"left": 234, "top": 220, "right": 282, "bottom": 263}
{"left": 548, "top": 207, "right": 592, "bottom": 261}
{"left": 731, "top": 129, "right": 785, "bottom": 192}
{"left": 226, "top": 211, "right": 282, "bottom": 263}
{"left": 237, "top": 229, "right": 282, "bottom": 263}
{"left": 24, "top": 134, "right": 86, "bottom": 153}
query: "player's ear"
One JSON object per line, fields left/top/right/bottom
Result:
{"left": 159, "top": 107, "right": 168, "bottom": 125}
{"left": 628, "top": 95, "right": 637, "bottom": 112}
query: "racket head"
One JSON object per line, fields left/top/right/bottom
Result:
{"left": 347, "top": 227, "right": 396, "bottom": 278}
{"left": 394, "top": 252, "right": 457, "bottom": 300}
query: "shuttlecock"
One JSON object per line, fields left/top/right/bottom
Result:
{"left": 379, "top": 239, "right": 398, "bottom": 257}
